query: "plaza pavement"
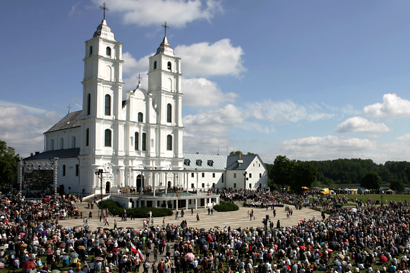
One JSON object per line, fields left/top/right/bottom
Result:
{"left": 60, "top": 201, "right": 322, "bottom": 231}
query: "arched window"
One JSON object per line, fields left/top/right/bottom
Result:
{"left": 153, "top": 61, "right": 157, "bottom": 70}
{"left": 86, "top": 128, "right": 89, "bottom": 146}
{"left": 62, "top": 165, "right": 66, "bottom": 176}
{"left": 167, "top": 61, "right": 172, "bottom": 70}
{"left": 105, "top": 94, "right": 111, "bottom": 116}
{"left": 50, "top": 139, "right": 54, "bottom": 151}
{"left": 106, "top": 46, "right": 111, "bottom": 56}
{"left": 60, "top": 138, "right": 64, "bottom": 149}
{"left": 89, "top": 46, "right": 93, "bottom": 56}
{"left": 72, "top": 136, "right": 76, "bottom": 148}
{"left": 167, "top": 135, "right": 172, "bottom": 151}
{"left": 167, "top": 103, "right": 172, "bottom": 123}
{"left": 105, "top": 129, "right": 112, "bottom": 147}
{"left": 138, "top": 112, "right": 143, "bottom": 122}
{"left": 142, "top": 133, "right": 147, "bottom": 151}
{"left": 134, "top": 132, "right": 139, "bottom": 150}
{"left": 87, "top": 94, "right": 91, "bottom": 115}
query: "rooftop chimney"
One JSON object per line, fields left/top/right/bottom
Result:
{"left": 238, "top": 152, "right": 242, "bottom": 159}
{"left": 35, "top": 151, "right": 40, "bottom": 155}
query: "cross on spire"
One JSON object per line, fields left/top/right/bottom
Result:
{"left": 138, "top": 73, "right": 141, "bottom": 84}
{"left": 100, "top": 2, "right": 109, "bottom": 20}
{"left": 161, "top": 22, "right": 170, "bottom": 37}
{"left": 67, "top": 104, "right": 72, "bottom": 114}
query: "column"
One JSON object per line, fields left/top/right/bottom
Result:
{"left": 176, "top": 199, "right": 178, "bottom": 211}
{"left": 18, "top": 161, "right": 23, "bottom": 199}
{"left": 165, "top": 172, "right": 168, "bottom": 194}
{"left": 195, "top": 198, "right": 198, "bottom": 210}
{"left": 153, "top": 172, "right": 156, "bottom": 197}
{"left": 196, "top": 173, "right": 199, "bottom": 195}
{"left": 53, "top": 157, "right": 59, "bottom": 196}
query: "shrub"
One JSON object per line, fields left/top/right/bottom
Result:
{"left": 100, "top": 200, "right": 173, "bottom": 218}
{"left": 213, "top": 201, "right": 239, "bottom": 212}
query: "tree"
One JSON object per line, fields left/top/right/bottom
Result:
{"left": 291, "top": 162, "right": 317, "bottom": 193}
{"left": 271, "top": 155, "right": 294, "bottom": 190}
{"left": 361, "top": 171, "right": 382, "bottom": 190}
{"left": 390, "top": 179, "right": 405, "bottom": 193}
{"left": 229, "top": 151, "right": 242, "bottom": 156}
{"left": 0, "top": 140, "right": 19, "bottom": 187}
{"left": 405, "top": 166, "right": 410, "bottom": 184}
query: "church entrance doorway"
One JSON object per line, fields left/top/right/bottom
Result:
{"left": 105, "top": 182, "right": 111, "bottom": 193}
{"left": 59, "top": 184, "right": 65, "bottom": 195}
{"left": 137, "top": 175, "right": 144, "bottom": 192}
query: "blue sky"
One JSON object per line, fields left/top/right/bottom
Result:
{"left": 2, "top": 0, "right": 410, "bottom": 164}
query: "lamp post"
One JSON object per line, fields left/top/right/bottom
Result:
{"left": 95, "top": 169, "right": 104, "bottom": 219}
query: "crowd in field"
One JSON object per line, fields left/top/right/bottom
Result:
{"left": 0, "top": 191, "right": 409, "bottom": 273}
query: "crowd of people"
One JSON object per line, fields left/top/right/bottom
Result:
{"left": 0, "top": 190, "right": 409, "bottom": 273}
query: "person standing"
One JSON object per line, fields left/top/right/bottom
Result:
{"left": 196, "top": 213, "right": 200, "bottom": 221}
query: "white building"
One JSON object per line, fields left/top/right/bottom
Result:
{"left": 22, "top": 18, "right": 268, "bottom": 207}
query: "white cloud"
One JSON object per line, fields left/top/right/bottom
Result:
{"left": 397, "top": 134, "right": 410, "bottom": 141}
{"left": 335, "top": 116, "right": 390, "bottom": 133}
{"left": 175, "top": 39, "right": 245, "bottom": 77}
{"left": 182, "top": 78, "right": 237, "bottom": 107}
{"left": 96, "top": 0, "right": 223, "bottom": 27}
{"left": 364, "top": 93, "right": 410, "bottom": 117}
{"left": 0, "top": 103, "right": 60, "bottom": 157}
{"left": 247, "top": 100, "right": 334, "bottom": 123}
{"left": 276, "top": 135, "right": 377, "bottom": 161}
{"left": 183, "top": 104, "right": 244, "bottom": 153}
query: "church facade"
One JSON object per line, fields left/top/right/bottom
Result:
{"left": 23, "top": 19, "right": 268, "bottom": 202}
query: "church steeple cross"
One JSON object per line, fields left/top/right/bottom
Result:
{"left": 161, "top": 22, "right": 170, "bottom": 37}
{"left": 100, "top": 2, "right": 109, "bottom": 20}
{"left": 138, "top": 73, "right": 141, "bottom": 84}
{"left": 67, "top": 104, "right": 72, "bottom": 114}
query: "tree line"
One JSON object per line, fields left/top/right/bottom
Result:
{"left": 266, "top": 156, "right": 410, "bottom": 193}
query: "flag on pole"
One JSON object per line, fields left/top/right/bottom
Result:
{"left": 131, "top": 242, "right": 144, "bottom": 260}
{"left": 137, "top": 249, "right": 144, "bottom": 261}
{"left": 130, "top": 242, "right": 137, "bottom": 254}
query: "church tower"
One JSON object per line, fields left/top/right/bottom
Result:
{"left": 79, "top": 16, "right": 124, "bottom": 193}
{"left": 147, "top": 23, "right": 184, "bottom": 168}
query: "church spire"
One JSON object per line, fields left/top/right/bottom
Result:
{"left": 93, "top": 3, "right": 115, "bottom": 41}
{"left": 156, "top": 22, "right": 174, "bottom": 56}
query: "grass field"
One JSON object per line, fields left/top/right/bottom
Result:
{"left": 338, "top": 193, "right": 410, "bottom": 204}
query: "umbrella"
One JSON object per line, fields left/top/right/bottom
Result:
{"left": 22, "top": 260, "right": 36, "bottom": 270}
{"left": 70, "top": 252, "right": 79, "bottom": 258}
{"left": 338, "top": 253, "right": 345, "bottom": 260}
{"left": 236, "top": 242, "right": 242, "bottom": 248}
{"left": 94, "top": 257, "right": 104, "bottom": 261}
{"left": 106, "top": 241, "right": 113, "bottom": 245}
{"left": 60, "top": 242, "right": 66, "bottom": 248}
{"left": 380, "top": 255, "right": 388, "bottom": 262}
{"left": 46, "top": 249, "right": 54, "bottom": 255}
{"left": 77, "top": 246, "right": 86, "bottom": 250}
{"left": 186, "top": 253, "right": 195, "bottom": 261}
{"left": 326, "top": 249, "right": 333, "bottom": 253}
{"left": 185, "top": 232, "right": 192, "bottom": 236}
{"left": 338, "top": 228, "right": 343, "bottom": 232}
{"left": 112, "top": 248, "right": 119, "bottom": 253}
{"left": 299, "top": 246, "right": 306, "bottom": 250}
{"left": 334, "top": 260, "right": 341, "bottom": 266}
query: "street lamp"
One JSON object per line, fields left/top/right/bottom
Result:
{"left": 95, "top": 169, "right": 104, "bottom": 219}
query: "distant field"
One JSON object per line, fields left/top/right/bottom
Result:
{"left": 336, "top": 193, "right": 410, "bottom": 204}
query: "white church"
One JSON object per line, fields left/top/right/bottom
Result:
{"left": 23, "top": 17, "right": 268, "bottom": 209}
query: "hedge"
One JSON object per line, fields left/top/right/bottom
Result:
{"left": 100, "top": 200, "right": 173, "bottom": 218}
{"left": 213, "top": 201, "right": 239, "bottom": 212}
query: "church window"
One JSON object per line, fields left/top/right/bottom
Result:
{"left": 60, "top": 138, "right": 64, "bottom": 149}
{"left": 63, "top": 165, "right": 66, "bottom": 176}
{"left": 86, "top": 129, "right": 89, "bottom": 146}
{"left": 202, "top": 173, "right": 205, "bottom": 178}
{"left": 72, "top": 136, "right": 76, "bottom": 148}
{"left": 202, "top": 183, "right": 205, "bottom": 188}
{"left": 234, "top": 183, "right": 236, "bottom": 188}
{"left": 135, "top": 132, "right": 139, "bottom": 150}
{"left": 104, "top": 129, "right": 112, "bottom": 147}
{"left": 167, "top": 61, "right": 172, "bottom": 70}
{"left": 213, "top": 173, "right": 215, "bottom": 178}
{"left": 184, "top": 159, "right": 190, "bottom": 166}
{"left": 249, "top": 173, "right": 252, "bottom": 178}
{"left": 106, "top": 46, "right": 111, "bottom": 56}
{"left": 50, "top": 139, "right": 54, "bottom": 151}
{"left": 153, "top": 61, "right": 157, "bottom": 70}
{"left": 259, "top": 173, "right": 262, "bottom": 178}
{"left": 167, "top": 135, "right": 172, "bottom": 151}
{"left": 196, "top": 160, "right": 202, "bottom": 166}
{"left": 76, "top": 164, "right": 79, "bottom": 176}
{"left": 89, "top": 46, "right": 93, "bottom": 56}
{"left": 142, "top": 133, "right": 147, "bottom": 151}
{"left": 191, "top": 173, "right": 194, "bottom": 178}
{"left": 167, "top": 104, "right": 172, "bottom": 123}
{"left": 105, "top": 94, "right": 111, "bottom": 116}
{"left": 138, "top": 112, "right": 143, "bottom": 122}
{"left": 234, "top": 173, "right": 236, "bottom": 179}
{"left": 87, "top": 94, "right": 91, "bottom": 115}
